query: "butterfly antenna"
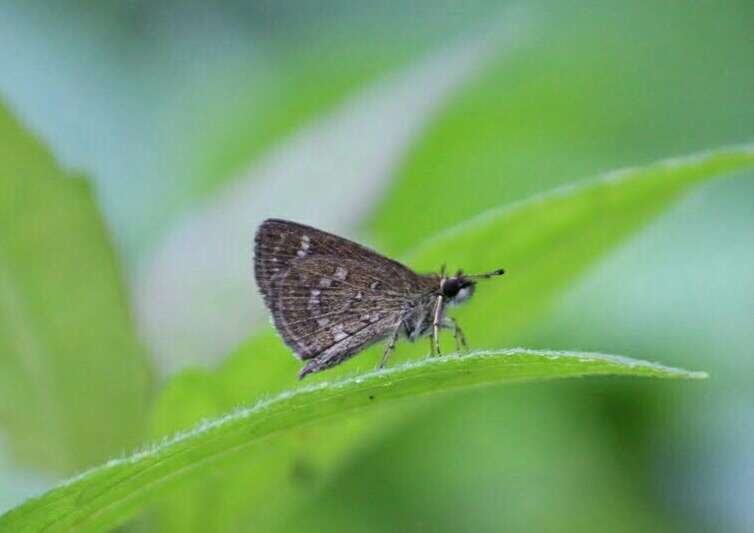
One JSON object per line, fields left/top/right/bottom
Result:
{"left": 468, "top": 268, "right": 506, "bottom": 280}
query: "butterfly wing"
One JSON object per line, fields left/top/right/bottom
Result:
{"left": 254, "top": 219, "right": 436, "bottom": 375}
{"left": 254, "top": 218, "right": 421, "bottom": 298}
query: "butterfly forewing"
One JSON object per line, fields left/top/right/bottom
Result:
{"left": 254, "top": 219, "right": 436, "bottom": 370}
{"left": 255, "top": 219, "right": 421, "bottom": 290}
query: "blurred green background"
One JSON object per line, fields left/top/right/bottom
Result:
{"left": 1, "top": 1, "right": 753, "bottom": 532}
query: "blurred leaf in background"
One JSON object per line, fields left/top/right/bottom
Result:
{"left": 372, "top": 1, "right": 754, "bottom": 253}
{"left": 0, "top": 0, "right": 499, "bottom": 263}
{"left": 0, "top": 103, "right": 153, "bottom": 475}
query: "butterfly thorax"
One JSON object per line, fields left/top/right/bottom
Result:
{"left": 401, "top": 287, "right": 441, "bottom": 341}
{"left": 401, "top": 273, "right": 477, "bottom": 340}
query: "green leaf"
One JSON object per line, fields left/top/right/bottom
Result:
{"left": 402, "top": 144, "right": 754, "bottom": 348}
{"left": 0, "top": 103, "right": 153, "bottom": 473}
{"left": 371, "top": 2, "right": 754, "bottom": 255}
{"left": 0, "top": 349, "right": 703, "bottom": 532}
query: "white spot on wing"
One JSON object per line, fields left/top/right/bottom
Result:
{"left": 331, "top": 324, "right": 348, "bottom": 342}
{"left": 308, "top": 289, "right": 321, "bottom": 309}
{"left": 297, "top": 235, "right": 311, "bottom": 258}
{"left": 317, "top": 318, "right": 330, "bottom": 327}
{"left": 334, "top": 266, "right": 348, "bottom": 280}
{"left": 319, "top": 277, "right": 332, "bottom": 288}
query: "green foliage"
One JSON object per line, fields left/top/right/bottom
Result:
{"left": 371, "top": 1, "right": 754, "bottom": 254}
{"left": 150, "top": 145, "right": 753, "bottom": 533}
{"left": 3, "top": 143, "right": 751, "bottom": 532}
{"left": 0, "top": 349, "right": 703, "bottom": 533}
{"left": 0, "top": 104, "right": 153, "bottom": 473}
{"left": 182, "top": 3, "right": 496, "bottom": 199}
{"left": 0, "top": 4, "right": 753, "bottom": 530}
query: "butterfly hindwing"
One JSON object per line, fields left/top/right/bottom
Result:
{"left": 271, "top": 256, "right": 409, "bottom": 358}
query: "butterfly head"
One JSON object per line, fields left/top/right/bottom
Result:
{"left": 441, "top": 274, "right": 476, "bottom": 305}
{"left": 440, "top": 268, "right": 504, "bottom": 306}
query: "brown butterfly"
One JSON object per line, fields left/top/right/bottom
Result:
{"left": 254, "top": 219, "right": 504, "bottom": 378}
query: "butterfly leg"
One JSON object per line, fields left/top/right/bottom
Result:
{"left": 378, "top": 323, "right": 402, "bottom": 369}
{"left": 442, "top": 317, "right": 467, "bottom": 352}
{"left": 431, "top": 294, "right": 444, "bottom": 356}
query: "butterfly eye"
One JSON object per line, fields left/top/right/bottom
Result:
{"left": 442, "top": 278, "right": 461, "bottom": 298}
